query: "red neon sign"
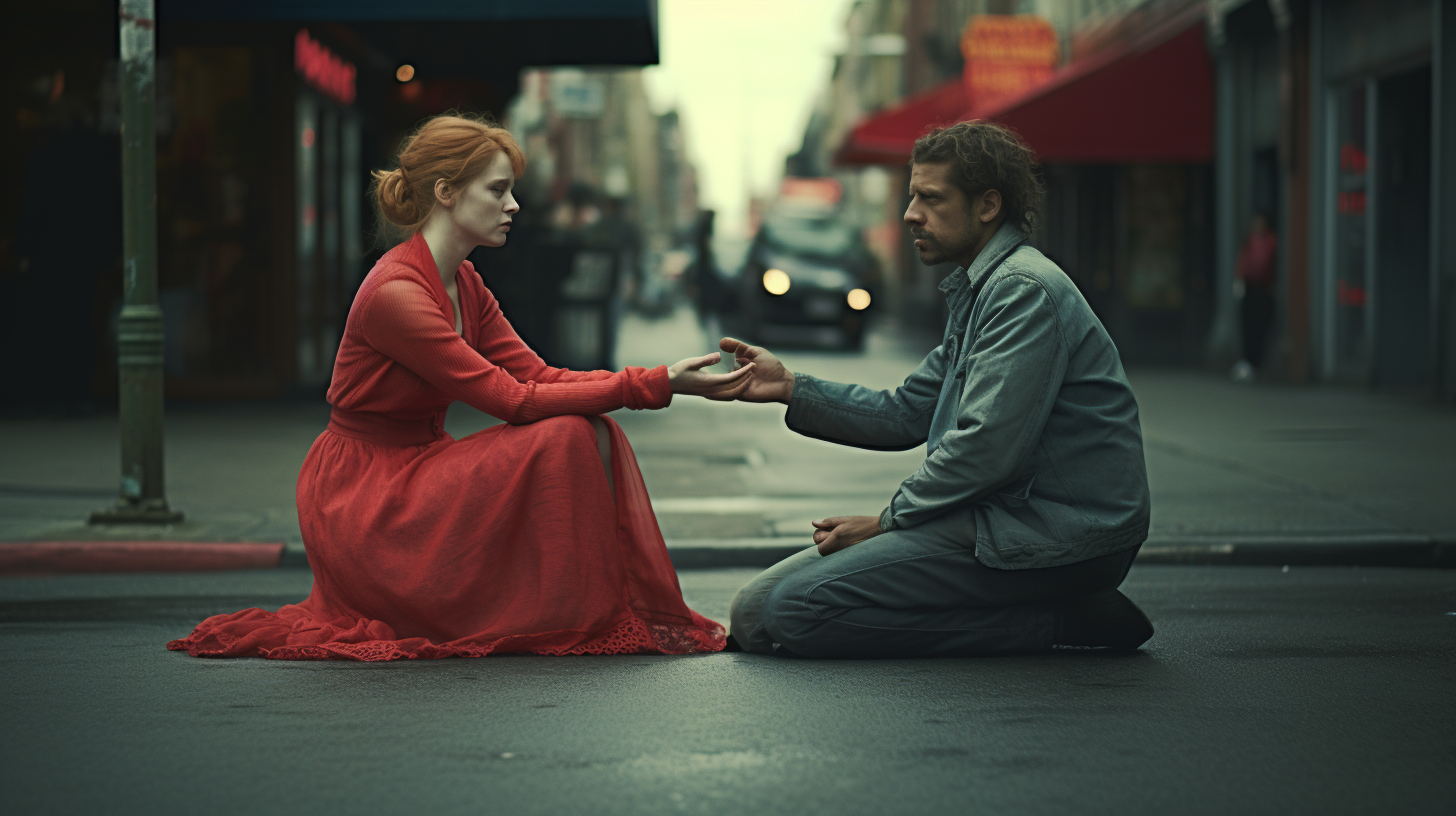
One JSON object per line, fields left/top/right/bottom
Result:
{"left": 295, "top": 29, "right": 356, "bottom": 106}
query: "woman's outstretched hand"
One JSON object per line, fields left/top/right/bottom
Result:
{"left": 668, "top": 353, "right": 756, "bottom": 400}
{"left": 717, "top": 337, "right": 795, "bottom": 404}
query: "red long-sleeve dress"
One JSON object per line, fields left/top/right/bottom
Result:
{"left": 167, "top": 232, "right": 725, "bottom": 660}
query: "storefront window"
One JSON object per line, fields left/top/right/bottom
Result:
{"left": 156, "top": 47, "right": 270, "bottom": 381}
{"left": 1332, "top": 82, "right": 1369, "bottom": 374}
{"left": 1125, "top": 165, "right": 1186, "bottom": 311}
{"left": 296, "top": 94, "right": 319, "bottom": 381}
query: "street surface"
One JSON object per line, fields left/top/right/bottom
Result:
{"left": 2, "top": 306, "right": 1455, "bottom": 814}
{"left": 2, "top": 564, "right": 1454, "bottom": 815}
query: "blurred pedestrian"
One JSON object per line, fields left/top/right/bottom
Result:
{"left": 169, "top": 114, "right": 755, "bottom": 661}
{"left": 1231, "top": 211, "right": 1278, "bottom": 383}
{"left": 723, "top": 121, "right": 1153, "bottom": 658}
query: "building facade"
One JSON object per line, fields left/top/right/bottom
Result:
{"left": 2, "top": 0, "right": 665, "bottom": 407}
{"left": 804, "top": 0, "right": 1456, "bottom": 403}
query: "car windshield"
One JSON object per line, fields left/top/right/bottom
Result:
{"left": 761, "top": 214, "right": 856, "bottom": 259}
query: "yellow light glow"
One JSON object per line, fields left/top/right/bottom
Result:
{"left": 847, "top": 288, "right": 872, "bottom": 310}
{"left": 395, "top": 64, "right": 416, "bottom": 83}
{"left": 762, "top": 268, "right": 791, "bottom": 295}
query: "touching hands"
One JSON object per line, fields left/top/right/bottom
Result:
{"left": 811, "top": 515, "right": 883, "bottom": 556}
{"left": 717, "top": 337, "right": 795, "bottom": 404}
{"left": 668, "top": 353, "right": 756, "bottom": 400}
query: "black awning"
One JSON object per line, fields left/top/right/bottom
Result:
{"left": 159, "top": 0, "right": 659, "bottom": 67}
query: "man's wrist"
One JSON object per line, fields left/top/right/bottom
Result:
{"left": 878, "top": 506, "right": 895, "bottom": 532}
{"left": 780, "top": 372, "right": 796, "bottom": 404}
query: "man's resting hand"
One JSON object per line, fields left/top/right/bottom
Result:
{"left": 812, "top": 516, "right": 883, "bottom": 556}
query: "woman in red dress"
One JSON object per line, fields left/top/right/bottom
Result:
{"left": 168, "top": 115, "right": 754, "bottom": 660}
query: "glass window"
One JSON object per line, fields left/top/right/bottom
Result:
{"left": 1332, "top": 82, "right": 1369, "bottom": 374}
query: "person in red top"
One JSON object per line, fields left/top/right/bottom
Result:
{"left": 1232, "top": 211, "right": 1278, "bottom": 382}
{"left": 168, "top": 114, "right": 754, "bottom": 660}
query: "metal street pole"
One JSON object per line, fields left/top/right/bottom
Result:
{"left": 91, "top": 0, "right": 182, "bottom": 525}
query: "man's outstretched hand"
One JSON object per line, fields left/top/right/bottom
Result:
{"left": 812, "top": 516, "right": 883, "bottom": 556}
{"left": 717, "top": 337, "right": 795, "bottom": 404}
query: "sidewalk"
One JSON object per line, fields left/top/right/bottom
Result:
{"left": 3, "top": 311, "right": 1454, "bottom": 570}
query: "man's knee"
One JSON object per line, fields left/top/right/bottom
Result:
{"left": 760, "top": 572, "right": 824, "bottom": 656}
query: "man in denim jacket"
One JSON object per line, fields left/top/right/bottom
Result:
{"left": 725, "top": 122, "right": 1153, "bottom": 657}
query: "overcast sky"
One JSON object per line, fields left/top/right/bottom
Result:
{"left": 642, "top": 0, "right": 854, "bottom": 236}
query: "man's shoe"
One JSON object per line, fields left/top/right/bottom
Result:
{"left": 1053, "top": 590, "right": 1154, "bottom": 650}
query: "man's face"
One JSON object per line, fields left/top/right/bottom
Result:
{"left": 903, "top": 161, "right": 987, "bottom": 268}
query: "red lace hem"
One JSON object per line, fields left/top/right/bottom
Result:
{"left": 166, "top": 611, "right": 725, "bottom": 662}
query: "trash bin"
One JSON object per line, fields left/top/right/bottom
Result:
{"left": 551, "top": 245, "right": 619, "bottom": 371}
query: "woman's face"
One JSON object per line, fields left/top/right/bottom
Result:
{"left": 445, "top": 150, "right": 519, "bottom": 248}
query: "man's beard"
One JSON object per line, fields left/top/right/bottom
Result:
{"left": 913, "top": 233, "right": 963, "bottom": 266}
{"left": 913, "top": 224, "right": 983, "bottom": 267}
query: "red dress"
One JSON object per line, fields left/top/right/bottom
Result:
{"left": 168, "top": 232, "right": 725, "bottom": 660}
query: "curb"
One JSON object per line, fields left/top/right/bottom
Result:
{"left": 663, "top": 536, "right": 1456, "bottom": 569}
{"left": 4, "top": 536, "right": 1453, "bottom": 574}
{"left": 0, "top": 542, "right": 285, "bottom": 574}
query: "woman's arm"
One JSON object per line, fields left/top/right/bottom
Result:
{"left": 470, "top": 270, "right": 615, "bottom": 384}
{"left": 361, "top": 279, "right": 669, "bottom": 423}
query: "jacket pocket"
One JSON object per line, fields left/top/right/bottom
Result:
{"left": 993, "top": 473, "right": 1036, "bottom": 504}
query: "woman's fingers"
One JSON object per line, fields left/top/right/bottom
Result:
{"left": 694, "top": 362, "right": 754, "bottom": 386}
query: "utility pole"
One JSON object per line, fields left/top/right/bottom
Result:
{"left": 91, "top": 0, "right": 182, "bottom": 525}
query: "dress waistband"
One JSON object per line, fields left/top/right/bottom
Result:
{"left": 327, "top": 408, "right": 442, "bottom": 447}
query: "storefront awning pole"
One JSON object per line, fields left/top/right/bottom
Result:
{"left": 91, "top": 0, "right": 183, "bottom": 525}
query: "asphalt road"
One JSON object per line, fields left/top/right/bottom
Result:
{"left": 2, "top": 564, "right": 1453, "bottom": 816}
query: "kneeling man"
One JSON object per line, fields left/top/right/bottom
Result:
{"left": 726, "top": 121, "right": 1153, "bottom": 657}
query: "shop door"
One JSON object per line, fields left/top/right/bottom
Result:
{"left": 1373, "top": 65, "right": 1432, "bottom": 387}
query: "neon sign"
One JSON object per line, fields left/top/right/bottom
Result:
{"left": 295, "top": 29, "right": 356, "bottom": 106}
{"left": 961, "top": 15, "right": 1058, "bottom": 110}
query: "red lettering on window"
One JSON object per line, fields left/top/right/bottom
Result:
{"left": 1340, "top": 143, "right": 1367, "bottom": 174}
{"left": 295, "top": 29, "right": 356, "bottom": 106}
{"left": 1337, "top": 280, "right": 1367, "bottom": 307}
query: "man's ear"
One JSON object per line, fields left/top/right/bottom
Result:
{"left": 979, "top": 189, "right": 1002, "bottom": 224}
{"left": 433, "top": 178, "right": 454, "bottom": 208}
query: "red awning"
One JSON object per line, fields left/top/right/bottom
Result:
{"left": 836, "top": 11, "right": 1213, "bottom": 166}
{"left": 971, "top": 16, "right": 1214, "bottom": 163}
{"left": 835, "top": 78, "right": 967, "bottom": 165}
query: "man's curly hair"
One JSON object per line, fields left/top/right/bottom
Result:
{"left": 911, "top": 121, "right": 1043, "bottom": 234}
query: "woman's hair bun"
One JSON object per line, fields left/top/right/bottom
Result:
{"left": 373, "top": 166, "right": 421, "bottom": 228}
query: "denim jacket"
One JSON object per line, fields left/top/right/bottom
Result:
{"left": 784, "top": 223, "right": 1150, "bottom": 569}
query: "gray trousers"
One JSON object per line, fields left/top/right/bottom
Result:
{"left": 729, "top": 506, "right": 1139, "bottom": 658}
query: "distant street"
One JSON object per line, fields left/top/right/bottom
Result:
{"left": 5, "top": 305, "right": 1453, "bottom": 565}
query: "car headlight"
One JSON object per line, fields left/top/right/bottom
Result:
{"left": 847, "top": 289, "right": 871, "bottom": 310}
{"left": 762, "top": 268, "right": 791, "bottom": 295}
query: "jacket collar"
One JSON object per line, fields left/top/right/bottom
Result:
{"left": 937, "top": 222, "right": 1027, "bottom": 316}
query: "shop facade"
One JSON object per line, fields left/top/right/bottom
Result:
{"left": 1218, "top": 0, "right": 1456, "bottom": 400}
{"left": 2, "top": 1, "right": 662, "bottom": 407}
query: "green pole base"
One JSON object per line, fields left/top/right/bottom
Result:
{"left": 89, "top": 502, "right": 185, "bottom": 525}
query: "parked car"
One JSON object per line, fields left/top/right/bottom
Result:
{"left": 726, "top": 205, "right": 878, "bottom": 350}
